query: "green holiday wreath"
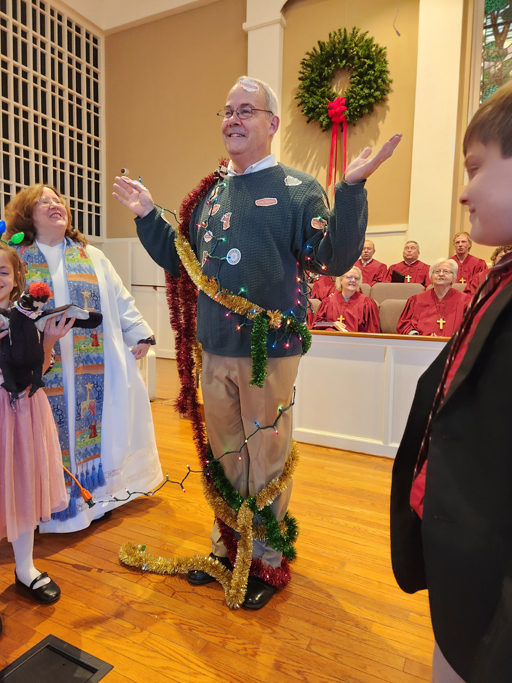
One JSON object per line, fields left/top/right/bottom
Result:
{"left": 296, "top": 27, "right": 392, "bottom": 131}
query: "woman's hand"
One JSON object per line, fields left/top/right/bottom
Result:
{"left": 112, "top": 177, "right": 155, "bottom": 218}
{"left": 131, "top": 343, "right": 150, "bottom": 360}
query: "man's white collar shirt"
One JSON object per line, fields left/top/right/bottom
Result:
{"left": 227, "top": 154, "right": 277, "bottom": 176}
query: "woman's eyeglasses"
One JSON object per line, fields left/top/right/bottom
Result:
{"left": 37, "top": 197, "right": 65, "bottom": 207}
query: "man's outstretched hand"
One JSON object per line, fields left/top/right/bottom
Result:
{"left": 344, "top": 134, "right": 402, "bottom": 185}
{"left": 112, "top": 176, "right": 155, "bottom": 218}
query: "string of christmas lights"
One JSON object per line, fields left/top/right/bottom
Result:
{"left": 92, "top": 389, "right": 296, "bottom": 505}
{"left": 156, "top": 193, "right": 327, "bottom": 333}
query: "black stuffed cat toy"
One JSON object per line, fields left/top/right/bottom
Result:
{"left": 0, "top": 281, "right": 102, "bottom": 399}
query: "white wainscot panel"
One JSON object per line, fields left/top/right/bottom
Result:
{"left": 132, "top": 285, "right": 175, "bottom": 359}
{"left": 131, "top": 240, "right": 166, "bottom": 286}
{"left": 295, "top": 340, "right": 385, "bottom": 444}
{"left": 293, "top": 333, "right": 446, "bottom": 459}
{"left": 388, "top": 346, "right": 443, "bottom": 447}
{"left": 99, "top": 238, "right": 176, "bottom": 360}
{"left": 155, "top": 286, "right": 176, "bottom": 359}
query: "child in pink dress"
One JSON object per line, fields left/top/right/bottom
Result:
{"left": 0, "top": 242, "right": 74, "bottom": 623}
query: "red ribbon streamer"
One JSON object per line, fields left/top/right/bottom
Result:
{"left": 327, "top": 96, "right": 347, "bottom": 188}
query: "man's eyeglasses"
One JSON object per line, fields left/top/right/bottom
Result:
{"left": 37, "top": 197, "right": 65, "bottom": 207}
{"left": 217, "top": 106, "right": 273, "bottom": 121}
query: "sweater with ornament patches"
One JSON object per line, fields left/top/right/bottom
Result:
{"left": 136, "top": 163, "right": 367, "bottom": 358}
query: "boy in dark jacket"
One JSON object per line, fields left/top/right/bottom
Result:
{"left": 391, "top": 80, "right": 512, "bottom": 682}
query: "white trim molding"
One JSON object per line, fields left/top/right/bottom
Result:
{"left": 243, "top": 0, "right": 287, "bottom": 161}
{"left": 407, "top": 0, "right": 465, "bottom": 265}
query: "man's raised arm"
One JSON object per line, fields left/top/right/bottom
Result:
{"left": 112, "top": 176, "right": 181, "bottom": 277}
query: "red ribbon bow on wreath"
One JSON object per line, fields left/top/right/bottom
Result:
{"left": 327, "top": 96, "right": 348, "bottom": 189}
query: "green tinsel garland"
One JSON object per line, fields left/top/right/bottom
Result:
{"left": 206, "top": 448, "right": 244, "bottom": 511}
{"left": 296, "top": 27, "right": 392, "bottom": 131}
{"left": 250, "top": 313, "right": 311, "bottom": 388}
{"left": 250, "top": 313, "right": 270, "bottom": 388}
{"left": 247, "top": 499, "right": 299, "bottom": 561}
{"left": 291, "top": 317, "right": 312, "bottom": 356}
{"left": 206, "top": 447, "right": 299, "bottom": 561}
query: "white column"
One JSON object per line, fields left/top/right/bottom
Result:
{"left": 243, "top": 0, "right": 287, "bottom": 161}
{"left": 407, "top": 0, "right": 465, "bottom": 264}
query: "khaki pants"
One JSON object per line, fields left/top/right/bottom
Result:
{"left": 201, "top": 352, "right": 301, "bottom": 567}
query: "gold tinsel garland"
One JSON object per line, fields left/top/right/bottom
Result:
{"left": 201, "top": 476, "right": 289, "bottom": 541}
{"left": 119, "top": 442, "right": 298, "bottom": 609}
{"left": 173, "top": 229, "right": 283, "bottom": 327}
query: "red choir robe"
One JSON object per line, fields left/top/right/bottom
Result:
{"left": 385, "top": 260, "right": 431, "bottom": 286}
{"left": 354, "top": 258, "right": 387, "bottom": 285}
{"left": 311, "top": 275, "right": 335, "bottom": 300}
{"left": 450, "top": 252, "right": 487, "bottom": 284}
{"left": 463, "top": 268, "right": 488, "bottom": 297}
{"left": 396, "top": 287, "right": 469, "bottom": 337}
{"left": 308, "top": 275, "right": 336, "bottom": 327}
{"left": 313, "top": 290, "right": 380, "bottom": 333}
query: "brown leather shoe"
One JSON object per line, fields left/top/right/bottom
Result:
{"left": 187, "top": 553, "right": 232, "bottom": 586}
{"left": 242, "top": 575, "right": 276, "bottom": 610}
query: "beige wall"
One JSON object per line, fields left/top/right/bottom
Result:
{"left": 105, "top": 0, "right": 246, "bottom": 238}
{"left": 105, "top": 0, "right": 492, "bottom": 265}
{"left": 280, "top": 0, "right": 419, "bottom": 234}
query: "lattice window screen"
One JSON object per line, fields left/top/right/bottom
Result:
{"left": 0, "top": 0, "right": 103, "bottom": 238}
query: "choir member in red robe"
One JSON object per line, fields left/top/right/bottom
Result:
{"left": 307, "top": 275, "right": 335, "bottom": 326}
{"left": 312, "top": 267, "right": 380, "bottom": 333}
{"left": 397, "top": 259, "right": 469, "bottom": 336}
{"left": 450, "top": 231, "right": 487, "bottom": 286}
{"left": 385, "top": 241, "right": 431, "bottom": 285}
{"left": 354, "top": 240, "right": 387, "bottom": 285}
{"left": 464, "top": 245, "right": 512, "bottom": 296}
{"left": 311, "top": 275, "right": 335, "bottom": 300}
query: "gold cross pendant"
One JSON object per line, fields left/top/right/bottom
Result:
{"left": 337, "top": 314, "right": 345, "bottom": 324}
{"left": 459, "top": 277, "right": 466, "bottom": 283}
{"left": 437, "top": 317, "right": 446, "bottom": 331}
{"left": 405, "top": 275, "right": 411, "bottom": 282}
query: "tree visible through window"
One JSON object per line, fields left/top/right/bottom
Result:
{"left": 481, "top": 0, "right": 512, "bottom": 102}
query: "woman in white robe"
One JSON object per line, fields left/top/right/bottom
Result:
{"left": 6, "top": 184, "right": 162, "bottom": 533}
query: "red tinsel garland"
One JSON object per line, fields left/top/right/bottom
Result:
{"left": 164, "top": 160, "right": 292, "bottom": 586}
{"left": 216, "top": 517, "right": 291, "bottom": 588}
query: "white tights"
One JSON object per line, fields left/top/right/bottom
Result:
{"left": 11, "top": 531, "right": 50, "bottom": 590}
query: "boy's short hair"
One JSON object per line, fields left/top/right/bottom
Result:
{"left": 464, "top": 80, "right": 512, "bottom": 158}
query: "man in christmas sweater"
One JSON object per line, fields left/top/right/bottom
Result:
{"left": 113, "top": 76, "right": 401, "bottom": 609}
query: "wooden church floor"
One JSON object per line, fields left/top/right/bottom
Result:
{"left": 0, "top": 359, "right": 434, "bottom": 682}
